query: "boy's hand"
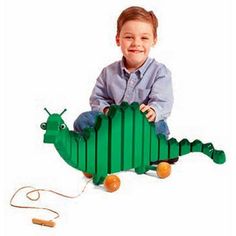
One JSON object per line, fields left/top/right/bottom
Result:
{"left": 140, "top": 104, "right": 156, "bottom": 122}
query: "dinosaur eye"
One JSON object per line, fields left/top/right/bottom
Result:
{"left": 60, "top": 123, "right": 66, "bottom": 130}
{"left": 40, "top": 122, "right": 47, "bottom": 130}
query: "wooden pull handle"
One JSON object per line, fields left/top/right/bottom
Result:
{"left": 32, "top": 218, "right": 56, "bottom": 227}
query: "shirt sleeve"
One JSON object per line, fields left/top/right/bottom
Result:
{"left": 148, "top": 65, "right": 174, "bottom": 122}
{"left": 89, "top": 68, "right": 114, "bottom": 112}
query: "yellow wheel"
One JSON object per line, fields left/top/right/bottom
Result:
{"left": 156, "top": 162, "right": 171, "bottom": 178}
{"left": 104, "top": 175, "right": 121, "bottom": 192}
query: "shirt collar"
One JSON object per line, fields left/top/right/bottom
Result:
{"left": 120, "top": 57, "right": 153, "bottom": 79}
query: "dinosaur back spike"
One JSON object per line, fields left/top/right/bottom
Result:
{"left": 179, "top": 139, "right": 191, "bottom": 155}
{"left": 191, "top": 139, "right": 203, "bottom": 152}
{"left": 168, "top": 138, "right": 179, "bottom": 159}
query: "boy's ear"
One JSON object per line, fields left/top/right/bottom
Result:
{"left": 152, "top": 37, "right": 157, "bottom": 47}
{"left": 116, "top": 35, "right": 120, "bottom": 46}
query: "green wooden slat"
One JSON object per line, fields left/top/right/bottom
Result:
{"left": 179, "top": 139, "right": 191, "bottom": 155}
{"left": 66, "top": 135, "right": 71, "bottom": 161}
{"left": 159, "top": 134, "right": 168, "bottom": 161}
{"left": 132, "top": 103, "right": 143, "bottom": 168}
{"left": 212, "top": 150, "right": 226, "bottom": 164}
{"left": 122, "top": 105, "right": 134, "bottom": 170}
{"left": 95, "top": 114, "right": 109, "bottom": 177}
{"left": 150, "top": 123, "right": 158, "bottom": 162}
{"left": 203, "top": 143, "right": 214, "bottom": 158}
{"left": 109, "top": 105, "right": 122, "bottom": 173}
{"left": 143, "top": 117, "right": 151, "bottom": 166}
{"left": 86, "top": 128, "right": 96, "bottom": 174}
{"left": 70, "top": 132, "right": 78, "bottom": 167}
{"left": 55, "top": 134, "right": 71, "bottom": 162}
{"left": 191, "top": 139, "right": 203, "bottom": 152}
{"left": 168, "top": 138, "right": 179, "bottom": 159}
{"left": 78, "top": 136, "right": 86, "bottom": 171}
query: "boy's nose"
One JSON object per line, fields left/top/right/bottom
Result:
{"left": 132, "top": 38, "right": 141, "bottom": 46}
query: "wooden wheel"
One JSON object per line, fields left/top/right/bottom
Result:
{"left": 156, "top": 162, "right": 171, "bottom": 178}
{"left": 83, "top": 172, "right": 93, "bottom": 178}
{"left": 104, "top": 175, "right": 121, "bottom": 192}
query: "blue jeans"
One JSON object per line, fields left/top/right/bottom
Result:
{"left": 73, "top": 111, "right": 170, "bottom": 138}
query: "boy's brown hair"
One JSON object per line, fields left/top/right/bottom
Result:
{"left": 117, "top": 6, "right": 158, "bottom": 38}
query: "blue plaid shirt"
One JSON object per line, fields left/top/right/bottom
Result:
{"left": 89, "top": 57, "right": 174, "bottom": 122}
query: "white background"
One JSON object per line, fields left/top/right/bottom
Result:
{"left": 1, "top": 0, "right": 234, "bottom": 235}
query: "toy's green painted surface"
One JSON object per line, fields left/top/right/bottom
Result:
{"left": 41, "top": 102, "right": 226, "bottom": 185}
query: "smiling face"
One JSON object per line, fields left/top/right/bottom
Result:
{"left": 116, "top": 20, "right": 157, "bottom": 72}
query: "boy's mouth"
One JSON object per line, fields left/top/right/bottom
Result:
{"left": 128, "top": 49, "right": 144, "bottom": 54}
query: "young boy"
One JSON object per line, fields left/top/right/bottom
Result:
{"left": 74, "top": 6, "right": 173, "bottom": 138}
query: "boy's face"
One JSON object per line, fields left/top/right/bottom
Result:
{"left": 116, "top": 20, "right": 157, "bottom": 71}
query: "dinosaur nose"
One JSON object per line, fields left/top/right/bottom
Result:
{"left": 44, "top": 134, "right": 56, "bottom": 143}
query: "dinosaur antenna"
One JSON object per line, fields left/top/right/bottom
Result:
{"left": 44, "top": 108, "right": 51, "bottom": 115}
{"left": 60, "top": 109, "right": 67, "bottom": 116}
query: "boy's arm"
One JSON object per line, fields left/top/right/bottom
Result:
{"left": 148, "top": 65, "right": 174, "bottom": 122}
{"left": 89, "top": 69, "right": 114, "bottom": 113}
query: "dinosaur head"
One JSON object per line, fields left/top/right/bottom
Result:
{"left": 40, "top": 108, "right": 69, "bottom": 143}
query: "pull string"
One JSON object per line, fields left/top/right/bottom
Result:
{"left": 10, "top": 179, "right": 92, "bottom": 227}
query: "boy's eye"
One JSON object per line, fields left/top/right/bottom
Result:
{"left": 124, "top": 36, "right": 132, "bottom": 39}
{"left": 142, "top": 37, "right": 149, "bottom": 40}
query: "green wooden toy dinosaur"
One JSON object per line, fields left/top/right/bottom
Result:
{"left": 41, "top": 102, "right": 226, "bottom": 186}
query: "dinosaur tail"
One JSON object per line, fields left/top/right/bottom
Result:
{"left": 172, "top": 138, "right": 226, "bottom": 164}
